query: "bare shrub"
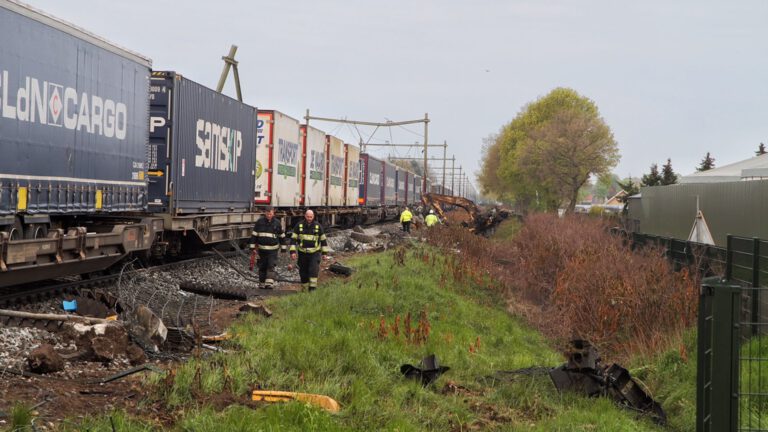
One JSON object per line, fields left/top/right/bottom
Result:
{"left": 426, "top": 213, "right": 697, "bottom": 359}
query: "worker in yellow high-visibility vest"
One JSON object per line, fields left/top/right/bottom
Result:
{"left": 400, "top": 207, "right": 413, "bottom": 233}
{"left": 425, "top": 209, "right": 440, "bottom": 227}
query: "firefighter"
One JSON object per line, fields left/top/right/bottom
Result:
{"left": 289, "top": 209, "right": 329, "bottom": 291}
{"left": 425, "top": 209, "right": 440, "bottom": 227}
{"left": 248, "top": 207, "right": 286, "bottom": 289}
{"left": 400, "top": 206, "right": 413, "bottom": 233}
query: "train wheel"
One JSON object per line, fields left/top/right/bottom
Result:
{"left": 24, "top": 223, "right": 49, "bottom": 240}
{"left": 4, "top": 219, "right": 23, "bottom": 241}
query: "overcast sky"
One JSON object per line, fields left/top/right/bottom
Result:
{"left": 26, "top": 0, "right": 768, "bottom": 188}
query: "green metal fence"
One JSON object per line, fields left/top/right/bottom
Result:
{"left": 626, "top": 232, "right": 768, "bottom": 431}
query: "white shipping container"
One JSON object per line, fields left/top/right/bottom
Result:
{"left": 344, "top": 143, "right": 361, "bottom": 206}
{"left": 258, "top": 110, "right": 303, "bottom": 207}
{"left": 301, "top": 125, "right": 326, "bottom": 207}
{"left": 325, "top": 135, "right": 345, "bottom": 207}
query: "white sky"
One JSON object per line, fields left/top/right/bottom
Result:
{"left": 25, "top": 0, "right": 768, "bottom": 188}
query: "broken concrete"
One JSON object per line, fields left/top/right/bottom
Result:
{"left": 69, "top": 322, "right": 130, "bottom": 363}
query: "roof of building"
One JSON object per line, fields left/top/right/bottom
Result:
{"left": 680, "top": 153, "right": 768, "bottom": 184}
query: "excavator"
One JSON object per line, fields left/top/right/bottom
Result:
{"left": 420, "top": 193, "right": 510, "bottom": 235}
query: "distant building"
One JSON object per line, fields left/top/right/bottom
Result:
{"left": 680, "top": 153, "right": 768, "bottom": 183}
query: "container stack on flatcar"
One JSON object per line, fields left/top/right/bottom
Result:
{"left": 383, "top": 161, "right": 397, "bottom": 214}
{"left": 412, "top": 175, "right": 423, "bottom": 205}
{"left": 300, "top": 125, "right": 326, "bottom": 207}
{"left": 0, "top": 1, "right": 440, "bottom": 288}
{"left": 0, "top": 0, "right": 162, "bottom": 286}
{"left": 396, "top": 169, "right": 408, "bottom": 208}
{"left": 325, "top": 136, "right": 345, "bottom": 207}
{"left": 257, "top": 110, "right": 303, "bottom": 208}
{"left": 148, "top": 71, "right": 259, "bottom": 249}
{"left": 344, "top": 144, "right": 361, "bottom": 207}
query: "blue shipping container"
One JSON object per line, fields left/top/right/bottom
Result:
{"left": 0, "top": 2, "right": 150, "bottom": 216}
{"left": 359, "top": 153, "right": 382, "bottom": 207}
{"left": 148, "top": 72, "right": 256, "bottom": 214}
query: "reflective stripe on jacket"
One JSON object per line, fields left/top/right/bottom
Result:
{"left": 289, "top": 221, "right": 329, "bottom": 254}
{"left": 249, "top": 216, "right": 286, "bottom": 251}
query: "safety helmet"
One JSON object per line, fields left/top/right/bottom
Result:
{"left": 429, "top": 209, "right": 434, "bottom": 214}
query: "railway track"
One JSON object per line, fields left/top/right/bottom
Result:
{"left": 0, "top": 251, "right": 249, "bottom": 328}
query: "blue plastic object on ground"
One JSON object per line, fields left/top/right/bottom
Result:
{"left": 62, "top": 300, "right": 77, "bottom": 312}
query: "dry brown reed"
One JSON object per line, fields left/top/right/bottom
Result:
{"left": 426, "top": 213, "right": 697, "bottom": 359}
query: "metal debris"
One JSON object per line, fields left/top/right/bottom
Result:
{"left": 400, "top": 354, "right": 450, "bottom": 386}
{"left": 328, "top": 262, "right": 354, "bottom": 276}
{"left": 548, "top": 340, "right": 666, "bottom": 425}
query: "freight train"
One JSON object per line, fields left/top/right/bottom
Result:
{"left": 0, "top": 1, "right": 433, "bottom": 287}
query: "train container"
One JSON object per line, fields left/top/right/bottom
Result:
{"left": 412, "top": 175, "right": 423, "bottom": 205}
{"left": 300, "top": 125, "right": 326, "bottom": 207}
{"left": 396, "top": 169, "right": 408, "bottom": 207}
{"left": 344, "top": 143, "right": 360, "bottom": 206}
{"left": 383, "top": 161, "right": 397, "bottom": 206}
{"left": 148, "top": 71, "right": 256, "bottom": 214}
{"left": 257, "top": 110, "right": 302, "bottom": 207}
{"left": 325, "top": 135, "right": 345, "bottom": 206}
{"left": 359, "top": 153, "right": 383, "bottom": 207}
{"left": 0, "top": 0, "right": 150, "bottom": 227}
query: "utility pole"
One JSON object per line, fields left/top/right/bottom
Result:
{"left": 451, "top": 158, "right": 455, "bottom": 195}
{"left": 423, "top": 113, "right": 429, "bottom": 195}
{"left": 442, "top": 141, "right": 447, "bottom": 195}
{"left": 216, "top": 45, "right": 242, "bottom": 102}
{"left": 305, "top": 110, "right": 431, "bottom": 194}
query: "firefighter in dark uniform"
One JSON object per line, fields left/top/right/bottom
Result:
{"left": 289, "top": 209, "right": 329, "bottom": 291}
{"left": 248, "top": 207, "right": 286, "bottom": 289}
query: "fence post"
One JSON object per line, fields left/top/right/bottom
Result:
{"left": 753, "top": 238, "right": 760, "bottom": 336}
{"left": 726, "top": 235, "right": 733, "bottom": 280}
{"left": 697, "top": 280, "right": 714, "bottom": 432}
{"left": 697, "top": 277, "right": 741, "bottom": 432}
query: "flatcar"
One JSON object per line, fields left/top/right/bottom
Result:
{"left": 0, "top": 1, "right": 428, "bottom": 287}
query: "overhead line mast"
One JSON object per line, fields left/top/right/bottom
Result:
{"left": 305, "top": 110, "right": 432, "bottom": 194}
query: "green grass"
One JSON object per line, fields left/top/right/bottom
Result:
{"left": 628, "top": 330, "right": 697, "bottom": 432}
{"left": 60, "top": 244, "right": 672, "bottom": 431}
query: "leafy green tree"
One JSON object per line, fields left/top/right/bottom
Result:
{"left": 661, "top": 158, "right": 678, "bottom": 185}
{"left": 483, "top": 87, "right": 619, "bottom": 213}
{"left": 641, "top": 164, "right": 662, "bottom": 187}
{"left": 757, "top": 142, "right": 767, "bottom": 156}
{"left": 616, "top": 177, "right": 639, "bottom": 214}
{"left": 696, "top": 152, "right": 715, "bottom": 172}
{"left": 594, "top": 173, "right": 620, "bottom": 200}
{"left": 478, "top": 134, "right": 512, "bottom": 200}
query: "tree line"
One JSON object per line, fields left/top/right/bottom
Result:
{"left": 478, "top": 87, "right": 767, "bottom": 212}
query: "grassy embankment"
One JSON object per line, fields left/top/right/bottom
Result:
{"left": 59, "top": 240, "right": 673, "bottom": 431}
